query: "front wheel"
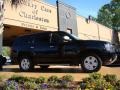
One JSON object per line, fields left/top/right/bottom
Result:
{"left": 19, "top": 56, "right": 34, "bottom": 71}
{"left": 81, "top": 54, "right": 102, "bottom": 73}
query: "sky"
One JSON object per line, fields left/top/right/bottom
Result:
{"left": 44, "top": 0, "right": 111, "bottom": 18}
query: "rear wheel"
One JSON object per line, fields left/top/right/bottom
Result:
{"left": 81, "top": 54, "right": 102, "bottom": 73}
{"left": 19, "top": 56, "right": 34, "bottom": 71}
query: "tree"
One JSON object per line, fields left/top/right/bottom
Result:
{"left": 0, "top": 0, "right": 25, "bottom": 55}
{"left": 0, "top": 0, "right": 4, "bottom": 55}
{"left": 97, "top": 0, "right": 120, "bottom": 45}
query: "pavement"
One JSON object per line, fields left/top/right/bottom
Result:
{"left": 0, "top": 65, "right": 120, "bottom": 81}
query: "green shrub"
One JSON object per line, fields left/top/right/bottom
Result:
{"left": 4, "top": 80, "right": 19, "bottom": 90}
{"left": 0, "top": 76, "right": 3, "bottom": 82}
{"left": 36, "top": 76, "right": 45, "bottom": 84}
{"left": 26, "top": 77, "right": 36, "bottom": 83}
{"left": 103, "top": 74, "right": 117, "bottom": 85}
{"left": 47, "top": 75, "right": 59, "bottom": 87}
{"left": 58, "top": 75, "right": 74, "bottom": 88}
{"left": 61, "top": 75, "right": 74, "bottom": 82}
{"left": 10, "top": 75, "right": 29, "bottom": 83}
{"left": 82, "top": 73, "right": 102, "bottom": 86}
{"left": 24, "top": 81, "right": 38, "bottom": 89}
{"left": 2, "top": 73, "right": 120, "bottom": 89}
{"left": 2, "top": 47, "right": 11, "bottom": 56}
{"left": 10, "top": 75, "right": 36, "bottom": 83}
{"left": 89, "top": 72, "right": 102, "bottom": 80}
{"left": 81, "top": 73, "right": 116, "bottom": 90}
{"left": 116, "top": 80, "right": 120, "bottom": 89}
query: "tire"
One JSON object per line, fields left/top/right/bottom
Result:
{"left": 0, "top": 55, "right": 6, "bottom": 65}
{"left": 40, "top": 65, "right": 49, "bottom": 69}
{"left": 81, "top": 54, "right": 102, "bottom": 73}
{"left": 19, "top": 56, "right": 34, "bottom": 71}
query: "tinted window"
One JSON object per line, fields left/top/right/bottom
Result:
{"left": 13, "top": 36, "right": 34, "bottom": 46}
{"left": 51, "top": 32, "right": 72, "bottom": 43}
{"left": 51, "top": 33, "right": 60, "bottom": 43}
{"left": 35, "top": 33, "right": 50, "bottom": 44}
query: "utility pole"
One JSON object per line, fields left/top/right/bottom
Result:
{"left": 56, "top": 0, "right": 60, "bottom": 31}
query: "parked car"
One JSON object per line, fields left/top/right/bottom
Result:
{"left": 11, "top": 31, "right": 117, "bottom": 72}
{"left": 0, "top": 55, "right": 7, "bottom": 70}
{"left": 4, "top": 56, "right": 11, "bottom": 63}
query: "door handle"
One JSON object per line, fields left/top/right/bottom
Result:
{"left": 50, "top": 46, "right": 55, "bottom": 48}
{"left": 30, "top": 46, "right": 34, "bottom": 49}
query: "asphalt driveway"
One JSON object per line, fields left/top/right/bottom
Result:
{"left": 0, "top": 65, "right": 120, "bottom": 81}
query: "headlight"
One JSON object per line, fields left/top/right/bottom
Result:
{"left": 105, "top": 43, "right": 114, "bottom": 52}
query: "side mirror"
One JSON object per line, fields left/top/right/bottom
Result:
{"left": 63, "top": 36, "right": 71, "bottom": 41}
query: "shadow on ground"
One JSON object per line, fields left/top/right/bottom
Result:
{"left": 1, "top": 65, "right": 83, "bottom": 73}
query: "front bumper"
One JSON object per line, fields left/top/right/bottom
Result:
{"left": 104, "top": 54, "right": 117, "bottom": 65}
{"left": 101, "top": 52, "right": 117, "bottom": 65}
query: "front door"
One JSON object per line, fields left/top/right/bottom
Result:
{"left": 49, "top": 32, "right": 79, "bottom": 63}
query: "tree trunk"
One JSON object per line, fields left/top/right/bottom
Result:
{"left": 111, "top": 30, "right": 119, "bottom": 46}
{"left": 0, "top": 0, "right": 4, "bottom": 55}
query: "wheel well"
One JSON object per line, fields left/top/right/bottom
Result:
{"left": 79, "top": 49, "right": 102, "bottom": 58}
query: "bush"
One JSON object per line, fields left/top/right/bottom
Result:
{"left": 10, "top": 75, "right": 26, "bottom": 83}
{"left": 24, "top": 81, "right": 38, "bottom": 89}
{"left": 103, "top": 74, "right": 117, "bottom": 85}
{"left": 47, "top": 75, "right": 59, "bottom": 87}
{"left": 2, "top": 47, "right": 11, "bottom": 57}
{"left": 61, "top": 75, "right": 74, "bottom": 82}
{"left": 4, "top": 80, "right": 19, "bottom": 90}
{"left": 0, "top": 76, "right": 3, "bottom": 82}
{"left": 10, "top": 75, "right": 36, "bottom": 83}
{"left": 115, "top": 80, "right": 120, "bottom": 90}
{"left": 89, "top": 72, "right": 102, "bottom": 80}
{"left": 81, "top": 73, "right": 116, "bottom": 90}
{"left": 2, "top": 73, "right": 120, "bottom": 89}
{"left": 58, "top": 75, "right": 74, "bottom": 88}
{"left": 36, "top": 76, "right": 45, "bottom": 84}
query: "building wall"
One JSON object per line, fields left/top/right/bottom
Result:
{"left": 3, "top": 0, "right": 114, "bottom": 42}
{"left": 4, "top": 0, "right": 58, "bottom": 31}
{"left": 77, "top": 16, "right": 112, "bottom": 42}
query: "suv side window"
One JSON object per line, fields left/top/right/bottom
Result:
{"left": 51, "top": 33, "right": 59, "bottom": 43}
{"left": 50, "top": 32, "right": 72, "bottom": 44}
{"left": 35, "top": 33, "right": 50, "bottom": 44}
{"left": 14, "top": 36, "right": 33, "bottom": 46}
{"left": 50, "top": 33, "right": 62, "bottom": 44}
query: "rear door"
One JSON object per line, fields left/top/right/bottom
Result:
{"left": 34, "top": 33, "right": 60, "bottom": 63}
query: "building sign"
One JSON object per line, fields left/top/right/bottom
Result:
{"left": 57, "top": 1, "right": 78, "bottom": 36}
{"left": 4, "top": 0, "right": 57, "bottom": 31}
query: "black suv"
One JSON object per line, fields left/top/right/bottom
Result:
{"left": 11, "top": 31, "right": 117, "bottom": 72}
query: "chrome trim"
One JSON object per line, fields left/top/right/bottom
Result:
{"left": 106, "top": 54, "right": 118, "bottom": 65}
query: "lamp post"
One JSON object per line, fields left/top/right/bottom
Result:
{"left": 56, "top": 0, "right": 60, "bottom": 31}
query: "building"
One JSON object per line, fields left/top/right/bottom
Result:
{"left": 3, "top": 0, "right": 115, "bottom": 47}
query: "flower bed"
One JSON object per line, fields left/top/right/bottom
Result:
{"left": 0, "top": 73, "right": 120, "bottom": 90}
